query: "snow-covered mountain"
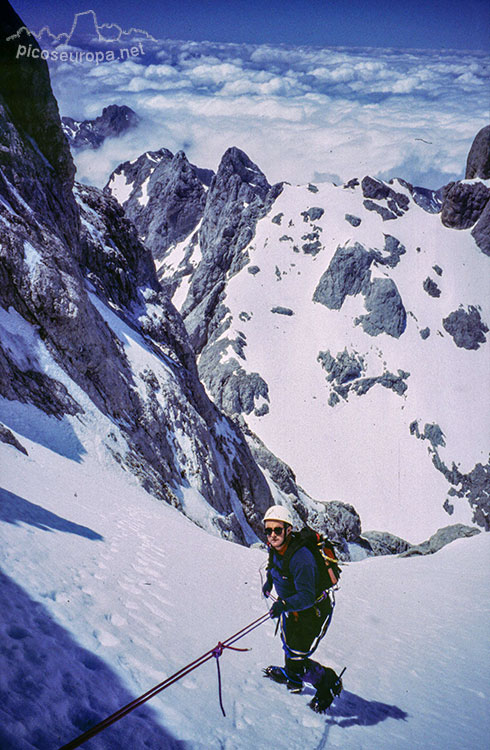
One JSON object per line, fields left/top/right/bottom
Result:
{"left": 1, "top": 2, "right": 374, "bottom": 553}
{"left": 1, "top": 2, "right": 489, "bottom": 747}
{"left": 106, "top": 136, "right": 490, "bottom": 545}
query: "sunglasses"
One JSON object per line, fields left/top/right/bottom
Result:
{"left": 265, "top": 526, "right": 285, "bottom": 536}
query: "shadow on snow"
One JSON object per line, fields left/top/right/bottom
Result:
{"left": 0, "top": 400, "right": 86, "bottom": 462}
{"left": 0, "top": 488, "right": 103, "bottom": 540}
{"left": 0, "top": 570, "right": 187, "bottom": 749}
{"left": 326, "top": 689, "right": 409, "bottom": 727}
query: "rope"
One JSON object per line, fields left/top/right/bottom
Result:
{"left": 212, "top": 641, "right": 250, "bottom": 717}
{"left": 58, "top": 612, "right": 271, "bottom": 750}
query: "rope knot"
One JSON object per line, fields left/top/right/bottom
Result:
{"left": 212, "top": 642, "right": 225, "bottom": 658}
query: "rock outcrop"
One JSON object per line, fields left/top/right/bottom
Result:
{"left": 441, "top": 180, "right": 490, "bottom": 230}
{"left": 438, "top": 126, "right": 490, "bottom": 253}
{"left": 313, "top": 238, "right": 406, "bottom": 338}
{"left": 465, "top": 124, "right": 490, "bottom": 180}
{"left": 399, "top": 524, "right": 480, "bottom": 556}
{"left": 180, "top": 146, "right": 283, "bottom": 351}
{"left": 472, "top": 200, "right": 490, "bottom": 256}
{"left": 105, "top": 148, "right": 212, "bottom": 263}
{"left": 442, "top": 306, "right": 488, "bottom": 350}
{"left": 62, "top": 105, "right": 139, "bottom": 150}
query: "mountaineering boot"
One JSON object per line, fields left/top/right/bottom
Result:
{"left": 308, "top": 667, "right": 343, "bottom": 713}
{"left": 263, "top": 666, "right": 303, "bottom": 692}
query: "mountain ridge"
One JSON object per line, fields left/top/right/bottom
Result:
{"left": 105, "top": 133, "right": 490, "bottom": 542}
{"left": 62, "top": 104, "right": 140, "bottom": 150}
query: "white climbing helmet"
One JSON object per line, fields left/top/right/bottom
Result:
{"left": 263, "top": 505, "right": 293, "bottom": 526}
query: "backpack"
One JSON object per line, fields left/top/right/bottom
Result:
{"left": 269, "top": 526, "right": 341, "bottom": 594}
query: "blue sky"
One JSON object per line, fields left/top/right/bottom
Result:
{"left": 11, "top": 0, "right": 490, "bottom": 50}
{"left": 7, "top": 0, "right": 490, "bottom": 191}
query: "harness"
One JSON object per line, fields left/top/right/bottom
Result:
{"left": 279, "top": 590, "right": 336, "bottom": 661}
{"left": 267, "top": 532, "right": 338, "bottom": 660}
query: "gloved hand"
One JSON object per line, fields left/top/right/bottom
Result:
{"left": 269, "top": 599, "right": 287, "bottom": 618}
{"left": 262, "top": 580, "right": 272, "bottom": 598}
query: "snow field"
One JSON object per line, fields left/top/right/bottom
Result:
{"left": 1, "top": 415, "right": 489, "bottom": 749}
{"left": 205, "top": 181, "right": 490, "bottom": 541}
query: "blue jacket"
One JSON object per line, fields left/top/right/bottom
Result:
{"left": 267, "top": 544, "right": 318, "bottom": 612}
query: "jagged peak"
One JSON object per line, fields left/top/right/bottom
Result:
{"left": 218, "top": 146, "right": 270, "bottom": 188}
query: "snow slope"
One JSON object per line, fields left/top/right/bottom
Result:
{"left": 1, "top": 407, "right": 489, "bottom": 749}
{"left": 166, "top": 178, "right": 489, "bottom": 542}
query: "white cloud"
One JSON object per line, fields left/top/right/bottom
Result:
{"left": 48, "top": 40, "right": 490, "bottom": 190}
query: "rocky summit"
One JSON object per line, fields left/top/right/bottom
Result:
{"left": 62, "top": 104, "right": 140, "bottom": 150}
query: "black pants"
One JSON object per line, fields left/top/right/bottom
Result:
{"left": 282, "top": 596, "right": 332, "bottom": 681}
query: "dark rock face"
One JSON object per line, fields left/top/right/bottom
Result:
{"left": 181, "top": 147, "right": 282, "bottom": 351}
{"left": 397, "top": 179, "right": 443, "bottom": 214}
{"left": 77, "top": 184, "right": 160, "bottom": 311}
{"left": 313, "top": 243, "right": 373, "bottom": 309}
{"left": 345, "top": 213, "right": 361, "bottom": 227}
{"left": 465, "top": 124, "right": 490, "bottom": 179}
{"left": 0, "top": 424, "right": 28, "bottom": 455}
{"left": 443, "top": 306, "right": 488, "bottom": 350}
{"left": 400, "top": 524, "right": 480, "bottom": 556}
{"left": 363, "top": 199, "right": 398, "bottom": 221}
{"left": 472, "top": 199, "right": 490, "bottom": 256}
{"left": 444, "top": 462, "right": 490, "bottom": 531}
{"left": 363, "top": 524, "right": 480, "bottom": 557}
{"left": 106, "top": 148, "right": 209, "bottom": 263}
{"left": 238, "top": 418, "right": 300, "bottom": 499}
{"left": 361, "top": 530, "right": 412, "bottom": 556}
{"left": 301, "top": 207, "right": 324, "bottom": 222}
{"left": 441, "top": 181, "right": 490, "bottom": 229}
{"left": 318, "top": 349, "right": 364, "bottom": 387}
{"left": 372, "top": 235, "right": 406, "bottom": 268}
{"left": 411, "top": 421, "right": 490, "bottom": 530}
{"left": 0, "top": 344, "right": 82, "bottom": 419}
{"left": 355, "top": 277, "right": 407, "bottom": 338}
{"left": 0, "top": 3, "right": 78, "bottom": 247}
{"left": 313, "top": 237, "right": 406, "bottom": 338}
{"left": 62, "top": 105, "right": 139, "bottom": 150}
{"left": 410, "top": 421, "right": 445, "bottom": 449}
{"left": 271, "top": 306, "right": 294, "bottom": 316}
{"left": 309, "top": 501, "right": 362, "bottom": 545}
{"left": 361, "top": 176, "right": 410, "bottom": 221}
{"left": 423, "top": 277, "right": 441, "bottom": 298}
{"left": 200, "top": 348, "right": 270, "bottom": 417}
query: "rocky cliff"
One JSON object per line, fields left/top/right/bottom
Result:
{"left": 441, "top": 124, "right": 490, "bottom": 255}
{"left": 0, "top": 1, "right": 279, "bottom": 544}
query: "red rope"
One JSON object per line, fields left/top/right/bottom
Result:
{"left": 58, "top": 612, "right": 271, "bottom": 749}
{"left": 212, "top": 641, "right": 250, "bottom": 716}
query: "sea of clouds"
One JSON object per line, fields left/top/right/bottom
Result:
{"left": 47, "top": 38, "right": 489, "bottom": 189}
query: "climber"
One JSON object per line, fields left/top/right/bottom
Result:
{"left": 262, "top": 505, "right": 342, "bottom": 713}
